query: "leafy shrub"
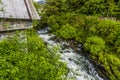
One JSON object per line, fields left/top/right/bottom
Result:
{"left": 80, "top": 0, "right": 106, "bottom": 14}
{"left": 75, "top": 31, "right": 85, "bottom": 43}
{"left": 0, "top": 30, "right": 67, "bottom": 80}
{"left": 114, "top": 35, "right": 120, "bottom": 54}
{"left": 95, "top": 20, "right": 120, "bottom": 45}
{"left": 50, "top": 23, "right": 60, "bottom": 32}
{"left": 104, "top": 54, "right": 120, "bottom": 80}
{"left": 84, "top": 36, "right": 105, "bottom": 54}
{"left": 48, "top": 16, "right": 57, "bottom": 26}
{"left": 58, "top": 24, "right": 76, "bottom": 39}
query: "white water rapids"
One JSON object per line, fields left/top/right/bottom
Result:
{"left": 37, "top": 28, "right": 104, "bottom": 80}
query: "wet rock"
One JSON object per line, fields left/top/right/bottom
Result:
{"left": 64, "top": 49, "right": 70, "bottom": 53}
{"left": 98, "top": 64, "right": 106, "bottom": 72}
{"left": 44, "top": 42, "right": 48, "bottom": 45}
{"left": 66, "top": 40, "right": 83, "bottom": 54}
{"left": 78, "top": 44, "right": 82, "bottom": 48}
{"left": 84, "top": 74, "right": 88, "bottom": 78}
{"left": 68, "top": 58, "right": 73, "bottom": 61}
{"left": 59, "top": 50, "right": 64, "bottom": 53}
{"left": 62, "top": 42, "right": 70, "bottom": 48}
{"left": 76, "top": 48, "right": 81, "bottom": 51}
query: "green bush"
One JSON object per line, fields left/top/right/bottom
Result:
{"left": 84, "top": 36, "right": 105, "bottom": 55}
{"left": 115, "top": 35, "right": 120, "bottom": 53}
{"left": 80, "top": 0, "right": 106, "bottom": 14}
{"left": 104, "top": 54, "right": 120, "bottom": 80}
{"left": 75, "top": 31, "right": 85, "bottom": 43}
{"left": 94, "top": 20, "right": 120, "bottom": 45}
{"left": 47, "top": 16, "right": 57, "bottom": 26}
{"left": 0, "top": 30, "right": 67, "bottom": 80}
{"left": 58, "top": 24, "right": 76, "bottom": 39}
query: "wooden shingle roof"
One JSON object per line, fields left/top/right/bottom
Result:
{"left": 0, "top": 0, "right": 40, "bottom": 20}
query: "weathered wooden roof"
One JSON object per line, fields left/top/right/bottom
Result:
{"left": 0, "top": 0, "right": 40, "bottom": 20}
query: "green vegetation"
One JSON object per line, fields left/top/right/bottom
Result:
{"left": 0, "top": 0, "right": 5, "bottom": 12}
{"left": 0, "top": 0, "right": 1, "bottom": 3}
{"left": 35, "top": 0, "right": 120, "bottom": 80}
{"left": 84, "top": 36, "right": 105, "bottom": 54}
{"left": 57, "top": 24, "right": 76, "bottom": 39}
{"left": 0, "top": 30, "right": 67, "bottom": 80}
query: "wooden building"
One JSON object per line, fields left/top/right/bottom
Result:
{"left": 0, "top": 0, "right": 40, "bottom": 39}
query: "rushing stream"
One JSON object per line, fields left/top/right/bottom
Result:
{"left": 37, "top": 27, "right": 104, "bottom": 80}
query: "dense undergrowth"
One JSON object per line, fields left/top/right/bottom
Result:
{"left": 0, "top": 30, "right": 67, "bottom": 80}
{"left": 34, "top": 0, "right": 120, "bottom": 80}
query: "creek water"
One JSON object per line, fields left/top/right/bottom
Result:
{"left": 37, "top": 27, "right": 104, "bottom": 80}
